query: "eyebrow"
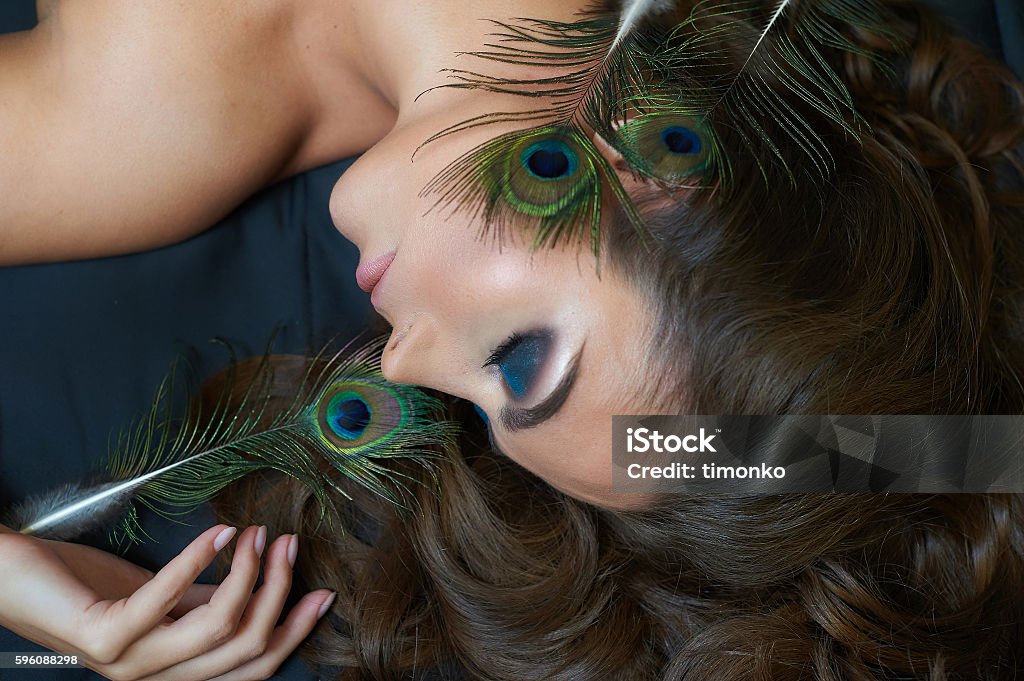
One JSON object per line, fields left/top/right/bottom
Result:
{"left": 497, "top": 344, "right": 583, "bottom": 433}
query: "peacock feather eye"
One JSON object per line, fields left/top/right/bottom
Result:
{"left": 325, "top": 391, "right": 372, "bottom": 439}
{"left": 496, "top": 130, "right": 598, "bottom": 220}
{"left": 616, "top": 114, "right": 711, "bottom": 183}
{"left": 521, "top": 140, "right": 579, "bottom": 179}
{"left": 661, "top": 126, "right": 702, "bottom": 155}
{"left": 419, "top": 124, "right": 640, "bottom": 253}
{"left": 316, "top": 379, "right": 409, "bottom": 451}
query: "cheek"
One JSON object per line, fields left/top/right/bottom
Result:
{"left": 398, "top": 228, "right": 544, "bottom": 319}
{"left": 502, "top": 396, "right": 619, "bottom": 493}
{"left": 505, "top": 432, "right": 616, "bottom": 505}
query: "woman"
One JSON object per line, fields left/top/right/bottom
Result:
{"left": 1, "top": 0, "right": 1023, "bottom": 679}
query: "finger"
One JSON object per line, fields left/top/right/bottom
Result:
{"left": 118, "top": 525, "right": 266, "bottom": 673}
{"left": 231, "top": 534, "right": 296, "bottom": 644}
{"left": 165, "top": 522, "right": 266, "bottom": 618}
{"left": 81, "top": 525, "right": 236, "bottom": 665}
{"left": 142, "top": 534, "right": 298, "bottom": 681}
{"left": 169, "top": 583, "right": 219, "bottom": 618}
{"left": 207, "top": 589, "right": 336, "bottom": 681}
{"left": 93, "top": 526, "right": 263, "bottom": 680}
{"left": 203, "top": 525, "right": 267, "bottom": 617}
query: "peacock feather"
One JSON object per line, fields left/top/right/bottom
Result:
{"left": 3, "top": 339, "right": 456, "bottom": 545}
{"left": 417, "top": 0, "right": 902, "bottom": 254}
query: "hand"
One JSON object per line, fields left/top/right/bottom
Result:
{"left": 0, "top": 525, "right": 335, "bottom": 681}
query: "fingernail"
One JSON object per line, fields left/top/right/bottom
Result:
{"left": 287, "top": 534, "right": 299, "bottom": 567}
{"left": 254, "top": 526, "right": 267, "bottom": 556}
{"left": 317, "top": 592, "right": 336, "bottom": 619}
{"left": 214, "top": 526, "right": 237, "bottom": 552}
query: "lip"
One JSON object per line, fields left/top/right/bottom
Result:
{"left": 356, "top": 251, "right": 396, "bottom": 296}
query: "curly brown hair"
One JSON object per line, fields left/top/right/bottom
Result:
{"left": 213, "top": 1, "right": 1024, "bottom": 678}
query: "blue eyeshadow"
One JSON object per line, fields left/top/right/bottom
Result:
{"left": 499, "top": 334, "right": 549, "bottom": 399}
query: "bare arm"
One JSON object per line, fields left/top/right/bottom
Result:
{"left": 0, "top": 525, "right": 333, "bottom": 679}
{"left": 0, "top": 0, "right": 393, "bottom": 265}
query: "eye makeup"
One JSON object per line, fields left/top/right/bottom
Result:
{"left": 484, "top": 331, "right": 553, "bottom": 399}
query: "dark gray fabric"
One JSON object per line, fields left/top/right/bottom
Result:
{"left": 994, "top": 0, "right": 1024, "bottom": 79}
{"left": 921, "top": 0, "right": 1024, "bottom": 79}
{"left": 0, "top": 2, "right": 35, "bottom": 33}
{"left": 923, "top": 0, "right": 1002, "bottom": 57}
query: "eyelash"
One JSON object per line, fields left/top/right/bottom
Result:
{"left": 483, "top": 331, "right": 550, "bottom": 400}
{"left": 483, "top": 332, "right": 526, "bottom": 369}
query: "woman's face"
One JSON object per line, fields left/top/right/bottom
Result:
{"left": 329, "top": 104, "right": 658, "bottom": 509}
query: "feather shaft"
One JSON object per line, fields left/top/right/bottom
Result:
{"left": 19, "top": 482, "right": 139, "bottom": 537}
{"left": 737, "top": 0, "right": 792, "bottom": 75}
{"left": 8, "top": 482, "right": 134, "bottom": 541}
{"left": 611, "top": 0, "right": 673, "bottom": 51}
{"left": 18, "top": 447, "right": 215, "bottom": 537}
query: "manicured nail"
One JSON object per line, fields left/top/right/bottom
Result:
{"left": 317, "top": 592, "right": 336, "bottom": 619}
{"left": 254, "top": 526, "right": 267, "bottom": 556}
{"left": 214, "top": 526, "right": 237, "bottom": 551}
{"left": 287, "top": 534, "right": 299, "bottom": 567}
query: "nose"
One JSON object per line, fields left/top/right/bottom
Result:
{"left": 329, "top": 176, "right": 356, "bottom": 240}
{"left": 330, "top": 159, "right": 383, "bottom": 247}
{"left": 380, "top": 315, "right": 474, "bottom": 400}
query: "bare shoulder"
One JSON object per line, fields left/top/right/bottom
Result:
{"left": 0, "top": 0, "right": 392, "bottom": 264}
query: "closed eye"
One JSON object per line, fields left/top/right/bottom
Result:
{"left": 483, "top": 331, "right": 552, "bottom": 400}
